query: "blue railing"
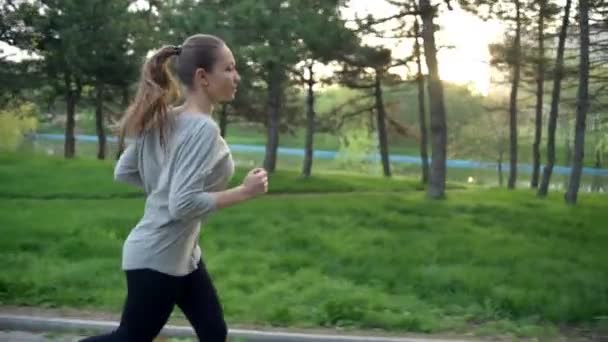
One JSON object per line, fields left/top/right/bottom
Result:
{"left": 27, "top": 133, "right": 608, "bottom": 177}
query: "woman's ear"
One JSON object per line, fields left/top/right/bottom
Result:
{"left": 195, "top": 68, "right": 209, "bottom": 87}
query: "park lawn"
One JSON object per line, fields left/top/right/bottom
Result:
{"left": 0, "top": 152, "right": 443, "bottom": 199}
{"left": 0, "top": 154, "right": 607, "bottom": 340}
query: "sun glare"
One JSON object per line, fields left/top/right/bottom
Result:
{"left": 343, "top": 0, "right": 504, "bottom": 96}
{"left": 435, "top": 8, "right": 503, "bottom": 95}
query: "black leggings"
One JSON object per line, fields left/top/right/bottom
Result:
{"left": 80, "top": 260, "right": 227, "bottom": 342}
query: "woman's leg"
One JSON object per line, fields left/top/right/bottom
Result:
{"left": 80, "top": 269, "right": 180, "bottom": 342}
{"left": 176, "top": 260, "right": 228, "bottom": 342}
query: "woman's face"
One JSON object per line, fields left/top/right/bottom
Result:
{"left": 198, "top": 44, "right": 240, "bottom": 103}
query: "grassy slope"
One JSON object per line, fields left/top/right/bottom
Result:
{"left": 0, "top": 153, "right": 606, "bottom": 340}
{"left": 0, "top": 153, "right": 440, "bottom": 199}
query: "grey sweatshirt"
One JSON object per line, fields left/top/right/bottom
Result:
{"left": 114, "top": 113, "right": 234, "bottom": 276}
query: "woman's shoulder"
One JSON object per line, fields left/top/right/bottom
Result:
{"left": 174, "top": 112, "right": 220, "bottom": 137}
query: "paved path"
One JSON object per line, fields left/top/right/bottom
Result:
{"left": 0, "top": 330, "right": 83, "bottom": 341}
{"left": 0, "top": 314, "right": 476, "bottom": 342}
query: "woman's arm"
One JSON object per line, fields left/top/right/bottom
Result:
{"left": 114, "top": 143, "right": 143, "bottom": 188}
{"left": 168, "top": 121, "right": 267, "bottom": 220}
{"left": 210, "top": 169, "right": 268, "bottom": 210}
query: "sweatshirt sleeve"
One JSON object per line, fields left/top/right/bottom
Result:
{"left": 114, "top": 142, "right": 143, "bottom": 188}
{"left": 167, "top": 121, "right": 220, "bottom": 221}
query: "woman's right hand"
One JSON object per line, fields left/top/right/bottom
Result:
{"left": 241, "top": 168, "right": 268, "bottom": 198}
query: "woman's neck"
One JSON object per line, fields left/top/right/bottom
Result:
{"left": 181, "top": 93, "right": 214, "bottom": 115}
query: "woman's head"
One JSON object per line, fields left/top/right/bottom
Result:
{"left": 176, "top": 34, "right": 240, "bottom": 103}
{"left": 118, "top": 33, "right": 239, "bottom": 146}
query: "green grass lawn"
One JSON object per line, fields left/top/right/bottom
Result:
{"left": 19, "top": 136, "right": 606, "bottom": 193}
{"left": 0, "top": 152, "right": 441, "bottom": 199}
{"left": 1, "top": 153, "right": 607, "bottom": 340}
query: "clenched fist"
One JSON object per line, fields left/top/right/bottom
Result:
{"left": 241, "top": 168, "right": 268, "bottom": 198}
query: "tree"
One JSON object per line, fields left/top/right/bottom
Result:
{"left": 263, "top": 58, "right": 284, "bottom": 173}
{"left": 508, "top": 0, "right": 561, "bottom": 189}
{"left": 413, "top": 18, "right": 430, "bottom": 184}
{"left": 463, "top": 0, "right": 526, "bottom": 189}
{"left": 506, "top": 0, "right": 523, "bottom": 189}
{"left": 420, "top": 0, "right": 448, "bottom": 198}
{"left": 301, "top": 62, "right": 316, "bottom": 177}
{"left": 531, "top": 0, "right": 546, "bottom": 188}
{"left": 374, "top": 68, "right": 392, "bottom": 177}
{"left": 461, "top": 0, "right": 574, "bottom": 190}
{"left": 313, "top": 86, "right": 375, "bottom": 137}
{"left": 4, "top": 0, "right": 100, "bottom": 158}
{"left": 0, "top": 59, "right": 43, "bottom": 107}
{"left": 490, "top": 1, "right": 565, "bottom": 190}
{"left": 221, "top": 0, "right": 353, "bottom": 173}
{"left": 529, "top": 0, "right": 564, "bottom": 188}
{"left": 262, "top": 1, "right": 364, "bottom": 173}
{"left": 538, "top": 0, "right": 572, "bottom": 197}
{"left": 366, "top": 0, "right": 447, "bottom": 189}
{"left": 564, "top": 0, "right": 590, "bottom": 204}
{"left": 295, "top": 6, "right": 362, "bottom": 178}
{"left": 77, "top": 0, "right": 145, "bottom": 160}
{"left": 338, "top": 45, "right": 394, "bottom": 177}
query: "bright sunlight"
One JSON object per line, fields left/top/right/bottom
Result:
{"left": 343, "top": 0, "right": 504, "bottom": 95}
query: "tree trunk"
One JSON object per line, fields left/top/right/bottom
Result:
{"left": 538, "top": 0, "right": 572, "bottom": 197}
{"left": 302, "top": 63, "right": 315, "bottom": 178}
{"left": 374, "top": 70, "right": 391, "bottom": 177}
{"left": 498, "top": 151, "right": 504, "bottom": 187}
{"left": 420, "top": 0, "right": 447, "bottom": 199}
{"left": 219, "top": 103, "right": 228, "bottom": 138}
{"left": 563, "top": 142, "right": 571, "bottom": 190}
{"left": 414, "top": 18, "right": 430, "bottom": 185}
{"left": 508, "top": 0, "right": 522, "bottom": 189}
{"left": 565, "top": 133, "right": 572, "bottom": 166}
{"left": 64, "top": 74, "right": 76, "bottom": 159}
{"left": 264, "top": 62, "right": 281, "bottom": 173}
{"left": 531, "top": 0, "right": 546, "bottom": 188}
{"left": 563, "top": 130, "right": 572, "bottom": 189}
{"left": 95, "top": 82, "right": 106, "bottom": 160}
{"left": 565, "top": 0, "right": 589, "bottom": 205}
